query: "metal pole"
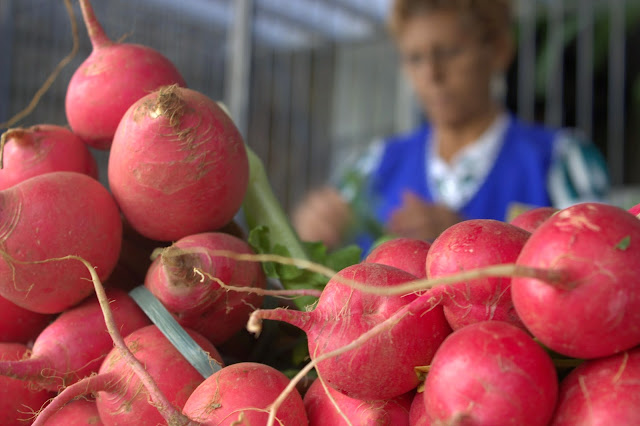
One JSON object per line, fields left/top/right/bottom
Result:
{"left": 576, "top": 0, "right": 595, "bottom": 139}
{"left": 517, "top": 0, "right": 536, "bottom": 122}
{"left": 0, "top": 0, "right": 14, "bottom": 124}
{"left": 225, "top": 0, "right": 254, "bottom": 138}
{"left": 544, "top": 0, "right": 564, "bottom": 127}
{"left": 608, "top": 0, "right": 626, "bottom": 186}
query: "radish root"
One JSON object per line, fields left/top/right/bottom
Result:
{"left": 0, "top": 0, "right": 79, "bottom": 137}
{"left": 0, "top": 252, "right": 198, "bottom": 426}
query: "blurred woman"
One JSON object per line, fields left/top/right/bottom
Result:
{"left": 293, "top": 0, "right": 609, "bottom": 253}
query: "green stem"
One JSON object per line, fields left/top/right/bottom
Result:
{"left": 242, "top": 144, "right": 308, "bottom": 262}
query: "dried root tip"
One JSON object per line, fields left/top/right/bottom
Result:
{"left": 161, "top": 247, "right": 200, "bottom": 287}
{"left": 151, "top": 84, "right": 185, "bottom": 129}
{"left": 247, "top": 311, "right": 264, "bottom": 337}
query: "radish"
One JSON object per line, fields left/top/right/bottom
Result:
{"left": 182, "top": 362, "right": 307, "bottom": 425}
{"left": 0, "top": 289, "right": 149, "bottom": 391}
{"left": 551, "top": 347, "right": 640, "bottom": 425}
{"left": 304, "top": 378, "right": 413, "bottom": 425}
{"left": 509, "top": 206, "right": 559, "bottom": 232}
{"left": 364, "top": 237, "right": 430, "bottom": 278}
{"left": 425, "top": 219, "right": 530, "bottom": 331}
{"left": 248, "top": 262, "right": 452, "bottom": 401}
{"left": 423, "top": 321, "right": 558, "bottom": 426}
{"left": 0, "top": 294, "right": 52, "bottom": 344}
{"left": 108, "top": 85, "right": 249, "bottom": 241}
{"left": 409, "top": 391, "right": 431, "bottom": 426}
{"left": 66, "top": 0, "right": 186, "bottom": 149}
{"left": 41, "top": 399, "right": 103, "bottom": 426}
{"left": 145, "top": 232, "right": 266, "bottom": 345}
{"left": 0, "top": 125, "right": 98, "bottom": 190}
{"left": 0, "top": 343, "right": 54, "bottom": 426}
{"left": 512, "top": 202, "right": 640, "bottom": 358}
{"left": 0, "top": 171, "right": 122, "bottom": 313}
{"left": 628, "top": 202, "right": 640, "bottom": 217}
{"left": 34, "top": 325, "right": 222, "bottom": 426}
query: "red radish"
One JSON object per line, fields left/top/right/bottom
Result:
{"left": 108, "top": 85, "right": 249, "bottom": 241}
{"left": 425, "top": 219, "right": 530, "bottom": 331}
{"left": 34, "top": 325, "right": 223, "bottom": 426}
{"left": 182, "top": 362, "right": 307, "bottom": 425}
{"left": 0, "top": 343, "right": 54, "bottom": 426}
{"left": 423, "top": 321, "right": 558, "bottom": 426}
{"left": 0, "top": 125, "right": 98, "bottom": 190}
{"left": 66, "top": 0, "right": 186, "bottom": 149}
{"left": 512, "top": 202, "right": 640, "bottom": 359}
{"left": 145, "top": 232, "right": 266, "bottom": 345}
{"left": 248, "top": 262, "right": 452, "bottom": 401}
{"left": 551, "top": 347, "right": 640, "bottom": 425}
{"left": 304, "top": 378, "right": 413, "bottom": 425}
{"left": 509, "top": 206, "right": 559, "bottom": 232}
{"left": 628, "top": 202, "right": 640, "bottom": 217}
{"left": 409, "top": 391, "right": 431, "bottom": 426}
{"left": 41, "top": 399, "right": 103, "bottom": 426}
{"left": 0, "top": 294, "right": 52, "bottom": 344}
{"left": 0, "top": 171, "right": 122, "bottom": 313}
{"left": 365, "top": 237, "right": 430, "bottom": 278}
{"left": 0, "top": 289, "right": 149, "bottom": 391}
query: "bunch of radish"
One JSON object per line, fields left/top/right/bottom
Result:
{"left": 3, "top": 0, "right": 640, "bottom": 425}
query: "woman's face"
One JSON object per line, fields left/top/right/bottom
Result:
{"left": 396, "top": 10, "right": 511, "bottom": 128}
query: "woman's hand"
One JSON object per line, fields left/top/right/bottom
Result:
{"left": 387, "top": 191, "right": 461, "bottom": 241}
{"left": 292, "top": 186, "right": 353, "bottom": 249}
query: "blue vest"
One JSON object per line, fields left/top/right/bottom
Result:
{"left": 358, "top": 117, "right": 556, "bottom": 251}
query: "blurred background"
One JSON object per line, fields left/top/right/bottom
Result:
{"left": 1, "top": 0, "right": 639, "bottom": 211}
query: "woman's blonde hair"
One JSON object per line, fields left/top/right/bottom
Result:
{"left": 387, "top": 0, "right": 513, "bottom": 40}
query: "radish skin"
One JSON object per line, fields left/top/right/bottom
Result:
{"left": 426, "top": 219, "right": 530, "bottom": 331}
{"left": 512, "top": 202, "right": 640, "bottom": 358}
{"left": 551, "top": 347, "right": 640, "bottom": 425}
{"left": 0, "top": 294, "right": 52, "bottom": 344}
{"left": 41, "top": 399, "right": 104, "bottom": 426}
{"left": 0, "top": 289, "right": 149, "bottom": 391}
{"left": 182, "top": 362, "right": 308, "bottom": 426}
{"left": 249, "top": 263, "right": 451, "bottom": 401}
{"left": 304, "top": 378, "right": 413, "bottom": 425}
{"left": 0, "top": 125, "right": 98, "bottom": 190}
{"left": 423, "top": 321, "right": 558, "bottom": 426}
{"left": 0, "top": 171, "right": 122, "bottom": 313}
{"left": 364, "top": 237, "right": 430, "bottom": 278}
{"left": 509, "top": 206, "right": 558, "bottom": 232}
{"left": 108, "top": 85, "right": 249, "bottom": 241}
{"left": 66, "top": 0, "right": 186, "bottom": 149}
{"left": 33, "top": 325, "right": 221, "bottom": 426}
{"left": 0, "top": 343, "right": 55, "bottom": 426}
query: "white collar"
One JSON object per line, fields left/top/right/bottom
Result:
{"left": 428, "top": 113, "right": 510, "bottom": 210}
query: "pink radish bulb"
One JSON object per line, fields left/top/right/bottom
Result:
{"left": 33, "top": 325, "right": 223, "bottom": 426}
{"left": 0, "top": 343, "right": 55, "bottom": 426}
{"left": 0, "top": 125, "right": 98, "bottom": 190}
{"left": 509, "top": 206, "right": 559, "bottom": 232}
{"left": 409, "top": 391, "right": 432, "bottom": 426}
{"left": 628, "top": 202, "right": 640, "bottom": 217}
{"left": 0, "top": 289, "right": 150, "bottom": 391}
{"left": 249, "top": 263, "right": 452, "bottom": 401}
{"left": 66, "top": 0, "right": 186, "bottom": 150}
{"left": 183, "top": 362, "right": 308, "bottom": 425}
{"left": 423, "top": 321, "right": 558, "bottom": 426}
{"left": 0, "top": 294, "right": 52, "bottom": 344}
{"left": 551, "top": 347, "right": 640, "bottom": 425}
{"left": 512, "top": 202, "right": 640, "bottom": 359}
{"left": 426, "top": 219, "right": 530, "bottom": 331}
{"left": 40, "top": 399, "right": 103, "bottom": 426}
{"left": 304, "top": 378, "right": 413, "bottom": 425}
{"left": 364, "top": 237, "right": 431, "bottom": 278}
{"left": 0, "top": 171, "right": 122, "bottom": 313}
{"left": 145, "top": 232, "right": 266, "bottom": 345}
{"left": 108, "top": 85, "right": 249, "bottom": 241}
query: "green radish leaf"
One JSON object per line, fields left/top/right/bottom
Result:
{"left": 616, "top": 235, "right": 631, "bottom": 251}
